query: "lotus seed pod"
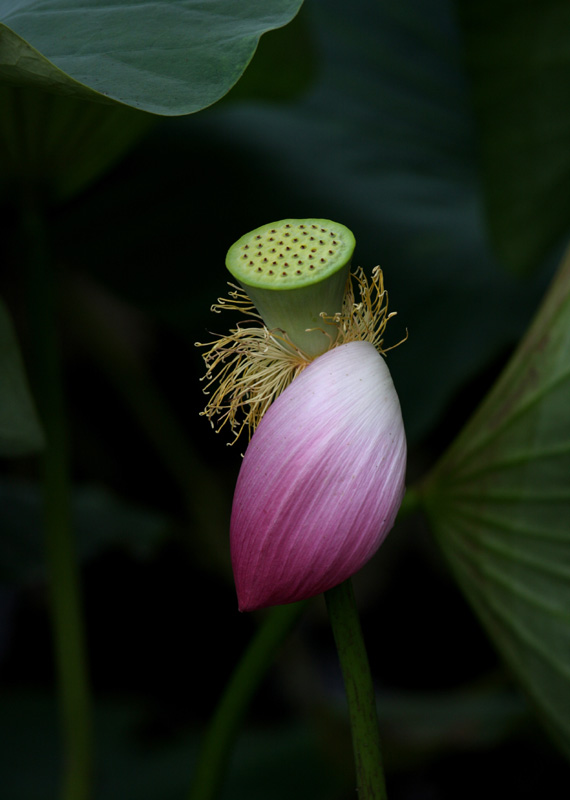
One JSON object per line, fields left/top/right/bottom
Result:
{"left": 226, "top": 219, "right": 356, "bottom": 357}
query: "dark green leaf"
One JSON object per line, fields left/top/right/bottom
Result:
{"left": 0, "top": 0, "right": 303, "bottom": 115}
{"left": 0, "top": 297, "right": 43, "bottom": 456}
{"left": 423, "top": 244, "right": 570, "bottom": 758}
{"left": 455, "top": 1, "right": 570, "bottom": 273}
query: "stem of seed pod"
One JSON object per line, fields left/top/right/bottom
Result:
{"left": 325, "top": 579, "right": 388, "bottom": 800}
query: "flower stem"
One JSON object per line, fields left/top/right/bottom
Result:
{"left": 23, "top": 195, "right": 93, "bottom": 800}
{"left": 188, "top": 601, "right": 306, "bottom": 800}
{"left": 325, "top": 579, "right": 387, "bottom": 800}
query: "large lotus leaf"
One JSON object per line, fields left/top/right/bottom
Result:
{"left": 0, "top": 297, "right": 44, "bottom": 456}
{"left": 422, "top": 244, "right": 570, "bottom": 757}
{"left": 455, "top": 1, "right": 570, "bottom": 274}
{"left": 0, "top": 0, "right": 303, "bottom": 115}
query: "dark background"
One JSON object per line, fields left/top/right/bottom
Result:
{"left": 1, "top": 0, "right": 568, "bottom": 797}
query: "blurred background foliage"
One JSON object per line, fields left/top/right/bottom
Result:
{"left": 0, "top": 0, "right": 569, "bottom": 798}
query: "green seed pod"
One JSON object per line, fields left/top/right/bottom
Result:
{"left": 226, "top": 218, "right": 355, "bottom": 357}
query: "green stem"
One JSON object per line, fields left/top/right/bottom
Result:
{"left": 188, "top": 601, "right": 306, "bottom": 800}
{"left": 23, "top": 197, "right": 93, "bottom": 800}
{"left": 325, "top": 579, "right": 387, "bottom": 800}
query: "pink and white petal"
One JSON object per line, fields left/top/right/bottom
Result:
{"left": 230, "top": 340, "right": 407, "bottom": 611}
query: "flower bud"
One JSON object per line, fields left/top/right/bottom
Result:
{"left": 230, "top": 340, "right": 407, "bottom": 611}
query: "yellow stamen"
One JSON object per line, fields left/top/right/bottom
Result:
{"left": 321, "top": 266, "right": 406, "bottom": 353}
{"left": 196, "top": 268, "right": 404, "bottom": 441}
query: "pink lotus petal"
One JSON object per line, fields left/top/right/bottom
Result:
{"left": 230, "top": 341, "right": 407, "bottom": 611}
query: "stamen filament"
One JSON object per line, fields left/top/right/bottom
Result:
{"left": 196, "top": 268, "right": 404, "bottom": 441}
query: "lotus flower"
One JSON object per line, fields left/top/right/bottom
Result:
{"left": 198, "top": 219, "right": 408, "bottom": 611}
{"left": 230, "top": 340, "right": 407, "bottom": 611}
